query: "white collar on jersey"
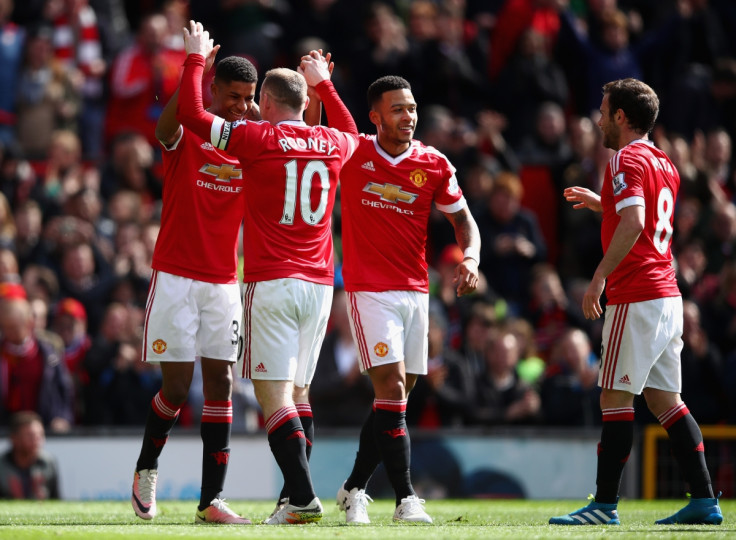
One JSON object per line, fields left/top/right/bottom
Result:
{"left": 626, "top": 138, "right": 655, "bottom": 148}
{"left": 372, "top": 137, "right": 416, "bottom": 165}
{"left": 276, "top": 120, "right": 308, "bottom": 127}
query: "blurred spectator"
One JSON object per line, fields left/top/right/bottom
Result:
{"left": 45, "top": 0, "right": 107, "bottom": 161}
{"left": 432, "top": 244, "right": 490, "bottom": 350}
{"left": 0, "top": 411, "right": 60, "bottom": 499}
{"left": 15, "top": 22, "right": 80, "bottom": 160}
{"left": 0, "top": 247, "right": 19, "bottom": 283}
{"left": 0, "top": 142, "right": 37, "bottom": 208}
{"left": 658, "top": 0, "right": 733, "bottom": 140}
{"left": 33, "top": 130, "right": 89, "bottom": 219}
{"left": 557, "top": 4, "right": 681, "bottom": 116}
{"left": 675, "top": 238, "right": 719, "bottom": 304}
{"left": 505, "top": 316, "right": 545, "bottom": 386}
{"left": 56, "top": 240, "right": 116, "bottom": 335}
{"left": 476, "top": 171, "right": 547, "bottom": 315}
{"left": 681, "top": 299, "right": 728, "bottom": 424}
{"left": 50, "top": 297, "right": 91, "bottom": 423}
{"left": 13, "top": 200, "right": 45, "bottom": 270}
{"left": 83, "top": 302, "right": 154, "bottom": 425}
{"left": 474, "top": 109, "right": 521, "bottom": 175}
{"left": 466, "top": 327, "right": 541, "bottom": 425}
{"left": 526, "top": 262, "right": 587, "bottom": 360}
{"left": 672, "top": 195, "right": 708, "bottom": 255}
{"left": 701, "top": 127, "right": 734, "bottom": 202}
{"left": 0, "top": 191, "right": 15, "bottom": 249}
{"left": 702, "top": 259, "right": 736, "bottom": 356}
{"left": 416, "top": 2, "right": 488, "bottom": 120}
{"left": 407, "top": 301, "right": 475, "bottom": 428}
{"left": 515, "top": 101, "right": 572, "bottom": 263}
{"left": 558, "top": 115, "right": 605, "bottom": 281}
{"left": 99, "top": 132, "right": 161, "bottom": 206}
{"left": 62, "top": 187, "right": 114, "bottom": 256}
{"left": 487, "top": 0, "right": 561, "bottom": 83}
{"left": 0, "top": 295, "right": 74, "bottom": 431}
{"left": 310, "top": 288, "right": 374, "bottom": 427}
{"left": 0, "top": 0, "right": 25, "bottom": 147}
{"left": 216, "top": 0, "right": 282, "bottom": 72}
{"left": 105, "top": 12, "right": 185, "bottom": 147}
{"left": 28, "top": 296, "right": 48, "bottom": 333}
{"left": 703, "top": 199, "right": 736, "bottom": 275}
{"left": 20, "top": 264, "right": 58, "bottom": 306}
{"left": 461, "top": 300, "right": 497, "bottom": 375}
{"left": 539, "top": 327, "right": 600, "bottom": 426}
{"left": 493, "top": 28, "right": 568, "bottom": 147}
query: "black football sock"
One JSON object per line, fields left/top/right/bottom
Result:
{"left": 199, "top": 400, "right": 232, "bottom": 510}
{"left": 373, "top": 399, "right": 414, "bottom": 505}
{"left": 136, "top": 392, "right": 181, "bottom": 471}
{"left": 345, "top": 407, "right": 381, "bottom": 491}
{"left": 266, "top": 406, "right": 315, "bottom": 506}
{"left": 595, "top": 407, "right": 634, "bottom": 504}
{"left": 278, "top": 403, "right": 314, "bottom": 502}
{"left": 659, "top": 403, "right": 714, "bottom": 499}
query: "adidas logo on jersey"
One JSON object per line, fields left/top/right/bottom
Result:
{"left": 254, "top": 363, "right": 267, "bottom": 373}
{"left": 618, "top": 374, "right": 631, "bottom": 385}
{"left": 361, "top": 161, "right": 375, "bottom": 171}
{"left": 200, "top": 142, "right": 215, "bottom": 151}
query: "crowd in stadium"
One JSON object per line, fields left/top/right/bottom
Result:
{"left": 0, "top": 0, "right": 735, "bottom": 434}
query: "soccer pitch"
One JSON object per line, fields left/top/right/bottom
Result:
{"left": 0, "top": 499, "right": 732, "bottom": 539}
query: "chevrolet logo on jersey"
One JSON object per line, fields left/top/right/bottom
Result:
{"left": 363, "top": 182, "right": 417, "bottom": 204}
{"left": 199, "top": 164, "right": 242, "bottom": 182}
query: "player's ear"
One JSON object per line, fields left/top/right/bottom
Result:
{"left": 368, "top": 109, "right": 380, "bottom": 128}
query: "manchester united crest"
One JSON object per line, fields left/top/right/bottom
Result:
{"left": 152, "top": 339, "right": 167, "bottom": 354}
{"left": 374, "top": 342, "right": 389, "bottom": 357}
{"left": 409, "top": 168, "right": 427, "bottom": 188}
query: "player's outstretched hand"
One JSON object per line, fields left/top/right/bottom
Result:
{"left": 564, "top": 186, "right": 602, "bottom": 212}
{"left": 182, "top": 20, "right": 214, "bottom": 59}
{"left": 300, "top": 51, "right": 332, "bottom": 87}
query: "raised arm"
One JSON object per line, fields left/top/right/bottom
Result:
{"left": 301, "top": 52, "right": 358, "bottom": 135}
{"left": 156, "top": 43, "right": 220, "bottom": 146}
{"left": 302, "top": 50, "right": 333, "bottom": 127}
{"left": 175, "top": 21, "right": 223, "bottom": 146}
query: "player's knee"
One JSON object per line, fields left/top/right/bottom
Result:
{"left": 371, "top": 370, "right": 407, "bottom": 400}
{"left": 161, "top": 382, "right": 190, "bottom": 405}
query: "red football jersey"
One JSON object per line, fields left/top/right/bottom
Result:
{"left": 600, "top": 139, "right": 681, "bottom": 304}
{"left": 340, "top": 135, "right": 467, "bottom": 292}
{"left": 228, "top": 119, "right": 358, "bottom": 284}
{"left": 177, "top": 55, "right": 358, "bottom": 284}
{"left": 152, "top": 128, "right": 244, "bottom": 283}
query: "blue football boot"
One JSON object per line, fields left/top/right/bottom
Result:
{"left": 655, "top": 494, "right": 722, "bottom": 525}
{"left": 549, "top": 496, "right": 620, "bottom": 525}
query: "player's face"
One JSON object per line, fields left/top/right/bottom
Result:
{"left": 598, "top": 93, "right": 620, "bottom": 151}
{"left": 211, "top": 81, "right": 257, "bottom": 123}
{"left": 371, "top": 89, "right": 417, "bottom": 152}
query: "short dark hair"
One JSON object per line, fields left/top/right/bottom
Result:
{"left": 215, "top": 56, "right": 258, "bottom": 85}
{"left": 367, "top": 75, "right": 411, "bottom": 107}
{"left": 603, "top": 78, "right": 659, "bottom": 135}
{"left": 9, "top": 411, "right": 43, "bottom": 435}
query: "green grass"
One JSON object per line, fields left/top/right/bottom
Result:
{"left": 0, "top": 499, "right": 732, "bottom": 539}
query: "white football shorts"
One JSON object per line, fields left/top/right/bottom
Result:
{"left": 599, "top": 296, "right": 683, "bottom": 394}
{"left": 142, "top": 270, "right": 242, "bottom": 363}
{"left": 346, "top": 290, "right": 429, "bottom": 375}
{"left": 238, "top": 278, "right": 332, "bottom": 387}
